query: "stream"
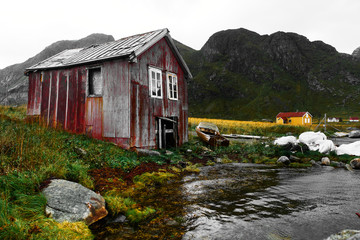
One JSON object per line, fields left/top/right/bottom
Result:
{"left": 182, "top": 163, "right": 360, "bottom": 240}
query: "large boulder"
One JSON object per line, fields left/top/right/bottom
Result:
{"left": 317, "top": 140, "right": 336, "bottom": 154}
{"left": 349, "top": 130, "right": 360, "bottom": 138}
{"left": 336, "top": 141, "right": 360, "bottom": 156}
{"left": 42, "top": 179, "right": 108, "bottom": 225}
{"left": 298, "top": 131, "right": 327, "bottom": 151}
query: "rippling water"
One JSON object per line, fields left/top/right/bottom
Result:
{"left": 182, "top": 163, "right": 360, "bottom": 240}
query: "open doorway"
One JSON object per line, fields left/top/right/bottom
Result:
{"left": 156, "top": 116, "right": 178, "bottom": 149}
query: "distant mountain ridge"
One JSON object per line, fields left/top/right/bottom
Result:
{"left": 176, "top": 28, "right": 360, "bottom": 120}
{"left": 1, "top": 28, "right": 360, "bottom": 121}
{"left": 0, "top": 33, "right": 114, "bottom": 104}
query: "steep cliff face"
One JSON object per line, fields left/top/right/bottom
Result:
{"left": 182, "top": 28, "right": 360, "bottom": 120}
{"left": 0, "top": 34, "right": 114, "bottom": 105}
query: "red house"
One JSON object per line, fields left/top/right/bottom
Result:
{"left": 25, "top": 29, "right": 192, "bottom": 149}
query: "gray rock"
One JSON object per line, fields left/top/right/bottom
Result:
{"left": 107, "top": 214, "right": 127, "bottom": 224}
{"left": 165, "top": 150, "right": 174, "bottom": 155}
{"left": 325, "top": 229, "right": 360, "bottom": 240}
{"left": 349, "top": 130, "right": 360, "bottom": 138}
{"left": 332, "top": 161, "right": 345, "bottom": 168}
{"left": 321, "top": 157, "right": 331, "bottom": 166}
{"left": 216, "top": 158, "right": 223, "bottom": 163}
{"left": 135, "top": 148, "right": 161, "bottom": 157}
{"left": 289, "top": 155, "right": 300, "bottom": 162}
{"left": 42, "top": 179, "right": 107, "bottom": 225}
{"left": 346, "top": 164, "right": 354, "bottom": 172}
{"left": 310, "top": 159, "right": 321, "bottom": 167}
{"left": 277, "top": 156, "right": 290, "bottom": 165}
{"left": 350, "top": 158, "right": 360, "bottom": 169}
{"left": 74, "top": 147, "right": 87, "bottom": 157}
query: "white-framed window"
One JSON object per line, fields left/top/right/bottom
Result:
{"left": 88, "top": 67, "right": 102, "bottom": 96}
{"left": 149, "top": 67, "right": 162, "bottom": 98}
{"left": 166, "top": 72, "right": 178, "bottom": 100}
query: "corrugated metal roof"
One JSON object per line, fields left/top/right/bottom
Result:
{"left": 27, "top": 29, "right": 168, "bottom": 70}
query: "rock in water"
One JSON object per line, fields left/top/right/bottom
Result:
{"left": 42, "top": 179, "right": 108, "bottom": 225}
{"left": 321, "top": 157, "right": 331, "bottom": 166}
{"left": 325, "top": 229, "right": 360, "bottom": 240}
{"left": 277, "top": 156, "right": 290, "bottom": 165}
{"left": 350, "top": 158, "right": 360, "bottom": 169}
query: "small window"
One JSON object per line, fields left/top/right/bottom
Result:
{"left": 167, "top": 72, "right": 178, "bottom": 100}
{"left": 88, "top": 68, "right": 102, "bottom": 96}
{"left": 149, "top": 67, "right": 162, "bottom": 98}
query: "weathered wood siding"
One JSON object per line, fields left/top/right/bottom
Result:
{"left": 29, "top": 67, "right": 87, "bottom": 134}
{"left": 27, "top": 37, "right": 188, "bottom": 149}
{"left": 130, "top": 38, "right": 188, "bottom": 148}
{"left": 102, "top": 60, "right": 130, "bottom": 140}
{"left": 27, "top": 72, "right": 42, "bottom": 115}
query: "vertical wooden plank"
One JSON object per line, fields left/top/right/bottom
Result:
{"left": 76, "top": 67, "right": 86, "bottom": 133}
{"left": 41, "top": 71, "right": 50, "bottom": 123}
{"left": 67, "top": 69, "right": 77, "bottom": 132}
{"left": 65, "top": 75, "right": 69, "bottom": 129}
{"left": 33, "top": 72, "right": 42, "bottom": 115}
{"left": 27, "top": 73, "right": 35, "bottom": 115}
{"left": 57, "top": 71, "right": 68, "bottom": 128}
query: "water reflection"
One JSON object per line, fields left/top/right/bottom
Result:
{"left": 182, "top": 163, "right": 360, "bottom": 240}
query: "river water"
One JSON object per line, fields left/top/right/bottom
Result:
{"left": 182, "top": 163, "right": 360, "bottom": 240}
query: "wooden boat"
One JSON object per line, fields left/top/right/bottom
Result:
{"left": 195, "top": 122, "right": 230, "bottom": 147}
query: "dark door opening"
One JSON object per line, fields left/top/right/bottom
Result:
{"left": 156, "top": 116, "right": 178, "bottom": 149}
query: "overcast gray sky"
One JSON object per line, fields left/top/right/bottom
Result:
{"left": 0, "top": 0, "right": 359, "bottom": 69}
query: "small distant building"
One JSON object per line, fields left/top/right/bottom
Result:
{"left": 327, "top": 117, "right": 340, "bottom": 122}
{"left": 276, "top": 112, "right": 312, "bottom": 125}
{"left": 349, "top": 117, "right": 359, "bottom": 122}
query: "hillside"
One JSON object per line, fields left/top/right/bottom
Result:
{"left": 1, "top": 28, "right": 360, "bottom": 120}
{"left": 0, "top": 34, "right": 114, "bottom": 105}
{"left": 178, "top": 28, "right": 360, "bottom": 120}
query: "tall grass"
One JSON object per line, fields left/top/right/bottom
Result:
{"left": 0, "top": 105, "right": 150, "bottom": 239}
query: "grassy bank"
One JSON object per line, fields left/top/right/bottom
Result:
{"left": 0, "top": 106, "right": 169, "bottom": 239}
{"left": 0, "top": 106, "right": 357, "bottom": 239}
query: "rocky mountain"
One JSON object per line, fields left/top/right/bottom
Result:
{"left": 353, "top": 46, "right": 360, "bottom": 58}
{"left": 177, "top": 28, "right": 360, "bottom": 120}
{"left": 0, "top": 34, "right": 114, "bottom": 105}
{"left": 1, "top": 28, "right": 360, "bottom": 121}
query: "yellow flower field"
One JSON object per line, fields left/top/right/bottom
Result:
{"left": 189, "top": 117, "right": 360, "bottom": 136}
{"left": 189, "top": 117, "right": 312, "bottom": 136}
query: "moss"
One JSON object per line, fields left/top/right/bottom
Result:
{"left": 133, "top": 172, "right": 176, "bottom": 187}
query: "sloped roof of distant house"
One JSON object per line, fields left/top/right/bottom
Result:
{"left": 25, "top": 28, "right": 192, "bottom": 78}
{"left": 350, "top": 117, "right": 359, "bottom": 120}
{"left": 276, "top": 112, "right": 312, "bottom": 118}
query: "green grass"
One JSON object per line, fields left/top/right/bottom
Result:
{"left": 0, "top": 105, "right": 163, "bottom": 239}
{"left": 0, "top": 105, "right": 357, "bottom": 239}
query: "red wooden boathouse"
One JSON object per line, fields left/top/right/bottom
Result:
{"left": 25, "top": 29, "right": 192, "bottom": 149}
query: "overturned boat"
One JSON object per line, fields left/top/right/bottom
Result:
{"left": 195, "top": 122, "right": 230, "bottom": 147}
